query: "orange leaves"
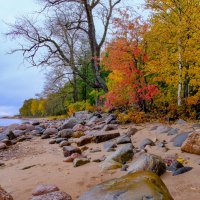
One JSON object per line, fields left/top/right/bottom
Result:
{"left": 102, "top": 14, "right": 159, "bottom": 110}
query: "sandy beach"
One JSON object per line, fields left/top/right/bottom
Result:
{"left": 0, "top": 122, "right": 200, "bottom": 200}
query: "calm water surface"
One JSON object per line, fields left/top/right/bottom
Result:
{"left": 0, "top": 118, "right": 30, "bottom": 126}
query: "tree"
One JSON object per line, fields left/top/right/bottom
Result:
{"left": 145, "top": 0, "right": 200, "bottom": 107}
{"left": 102, "top": 11, "right": 158, "bottom": 111}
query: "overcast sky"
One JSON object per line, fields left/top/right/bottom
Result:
{"left": 0, "top": 0, "right": 146, "bottom": 117}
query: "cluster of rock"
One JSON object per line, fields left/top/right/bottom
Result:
{"left": 31, "top": 184, "right": 72, "bottom": 200}
{"left": 1, "top": 113, "right": 200, "bottom": 200}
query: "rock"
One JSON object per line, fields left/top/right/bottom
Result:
{"left": 116, "top": 135, "right": 131, "bottom": 144}
{"left": 121, "top": 164, "right": 129, "bottom": 171}
{"left": 43, "top": 128, "right": 58, "bottom": 136}
{"left": 32, "top": 130, "right": 43, "bottom": 136}
{"left": 176, "top": 119, "right": 187, "bottom": 124}
{"left": 172, "top": 167, "right": 193, "bottom": 176}
{"left": 56, "top": 138, "right": 65, "bottom": 144}
{"left": 139, "top": 138, "right": 155, "bottom": 149}
{"left": 100, "top": 159, "right": 122, "bottom": 171}
{"left": 72, "top": 131, "right": 85, "bottom": 138}
{"left": 90, "top": 148, "right": 101, "bottom": 153}
{"left": 167, "top": 161, "right": 184, "bottom": 172}
{"left": 0, "top": 162, "right": 5, "bottom": 167}
{"left": 73, "top": 124, "right": 88, "bottom": 132}
{"left": 32, "top": 121, "right": 40, "bottom": 126}
{"left": 76, "top": 136, "right": 93, "bottom": 146}
{"left": 105, "top": 114, "right": 116, "bottom": 124}
{"left": 86, "top": 116, "right": 101, "bottom": 126}
{"left": 92, "top": 156, "right": 106, "bottom": 163}
{"left": 167, "top": 128, "right": 179, "bottom": 135}
{"left": 128, "top": 153, "right": 166, "bottom": 176}
{"left": 102, "top": 124, "right": 118, "bottom": 131}
{"left": 15, "top": 124, "right": 28, "bottom": 130}
{"left": 59, "top": 141, "right": 70, "bottom": 147}
{"left": 78, "top": 171, "right": 174, "bottom": 200}
{"left": 103, "top": 141, "right": 117, "bottom": 150}
{"left": 74, "top": 111, "right": 91, "bottom": 121}
{"left": 0, "top": 143, "right": 7, "bottom": 150}
{"left": 1, "top": 139, "right": 12, "bottom": 146}
{"left": 63, "top": 153, "right": 86, "bottom": 162}
{"left": 63, "top": 146, "right": 81, "bottom": 157}
{"left": 49, "top": 139, "right": 56, "bottom": 144}
{"left": 59, "top": 129, "right": 74, "bottom": 138}
{"left": 106, "top": 144, "right": 133, "bottom": 164}
{"left": 6, "top": 131, "right": 16, "bottom": 140}
{"left": 181, "top": 132, "right": 200, "bottom": 155}
{"left": 32, "top": 191, "right": 72, "bottom": 200}
{"left": 73, "top": 158, "right": 90, "bottom": 167}
{"left": 155, "top": 125, "right": 171, "bottom": 134}
{"left": 0, "top": 132, "right": 8, "bottom": 142}
{"left": 93, "top": 132, "right": 120, "bottom": 143}
{"left": 172, "top": 132, "right": 190, "bottom": 147}
{"left": 0, "top": 185, "right": 14, "bottom": 200}
{"left": 61, "top": 118, "right": 78, "bottom": 129}
{"left": 41, "top": 134, "right": 50, "bottom": 139}
{"left": 13, "top": 130, "right": 25, "bottom": 137}
{"left": 125, "top": 127, "right": 138, "bottom": 137}
{"left": 32, "top": 184, "right": 59, "bottom": 196}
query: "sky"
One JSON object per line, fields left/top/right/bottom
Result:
{"left": 0, "top": 0, "right": 146, "bottom": 117}
{"left": 0, "top": 0, "right": 45, "bottom": 116}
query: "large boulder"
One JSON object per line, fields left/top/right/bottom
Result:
{"left": 181, "top": 132, "right": 200, "bottom": 155}
{"left": 128, "top": 153, "right": 166, "bottom": 176}
{"left": 78, "top": 171, "right": 174, "bottom": 200}
{"left": 61, "top": 118, "right": 78, "bottom": 129}
{"left": 0, "top": 186, "right": 14, "bottom": 200}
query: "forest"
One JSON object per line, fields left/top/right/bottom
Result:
{"left": 7, "top": 0, "right": 200, "bottom": 121}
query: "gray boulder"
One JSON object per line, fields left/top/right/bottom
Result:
{"left": 128, "top": 153, "right": 166, "bottom": 176}
{"left": 106, "top": 144, "right": 134, "bottom": 164}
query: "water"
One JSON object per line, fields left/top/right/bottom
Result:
{"left": 0, "top": 118, "right": 30, "bottom": 126}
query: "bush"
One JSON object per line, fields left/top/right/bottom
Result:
{"left": 66, "top": 101, "right": 94, "bottom": 116}
{"left": 117, "top": 109, "right": 145, "bottom": 124}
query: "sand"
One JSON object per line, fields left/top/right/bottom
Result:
{"left": 0, "top": 123, "right": 200, "bottom": 200}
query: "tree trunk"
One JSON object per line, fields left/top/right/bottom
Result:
{"left": 73, "top": 72, "right": 78, "bottom": 102}
{"left": 178, "top": 40, "right": 182, "bottom": 106}
{"left": 84, "top": 2, "right": 108, "bottom": 92}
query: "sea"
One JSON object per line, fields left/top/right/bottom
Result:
{"left": 0, "top": 118, "right": 30, "bottom": 127}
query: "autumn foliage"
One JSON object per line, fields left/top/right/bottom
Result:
{"left": 102, "top": 12, "right": 159, "bottom": 111}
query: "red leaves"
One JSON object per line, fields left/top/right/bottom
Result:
{"left": 102, "top": 12, "right": 159, "bottom": 109}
